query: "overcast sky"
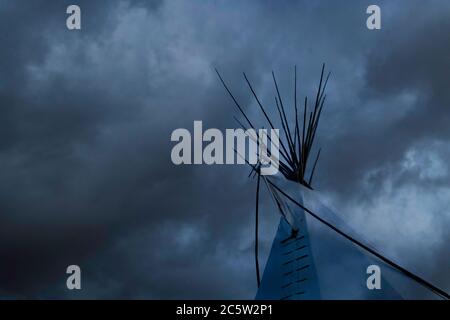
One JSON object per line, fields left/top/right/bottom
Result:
{"left": 0, "top": 0, "right": 449, "bottom": 299}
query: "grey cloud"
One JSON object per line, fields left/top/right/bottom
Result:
{"left": 0, "top": 0, "right": 448, "bottom": 299}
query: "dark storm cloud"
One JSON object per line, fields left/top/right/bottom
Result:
{"left": 316, "top": 0, "right": 450, "bottom": 199}
{"left": 0, "top": 0, "right": 269, "bottom": 297}
{"left": 0, "top": 0, "right": 168, "bottom": 295}
{"left": 0, "top": 0, "right": 448, "bottom": 299}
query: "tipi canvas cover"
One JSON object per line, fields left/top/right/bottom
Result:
{"left": 256, "top": 177, "right": 439, "bottom": 299}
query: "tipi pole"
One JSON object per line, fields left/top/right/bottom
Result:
{"left": 255, "top": 169, "right": 261, "bottom": 288}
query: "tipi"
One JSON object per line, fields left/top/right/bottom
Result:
{"left": 216, "top": 65, "right": 449, "bottom": 300}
